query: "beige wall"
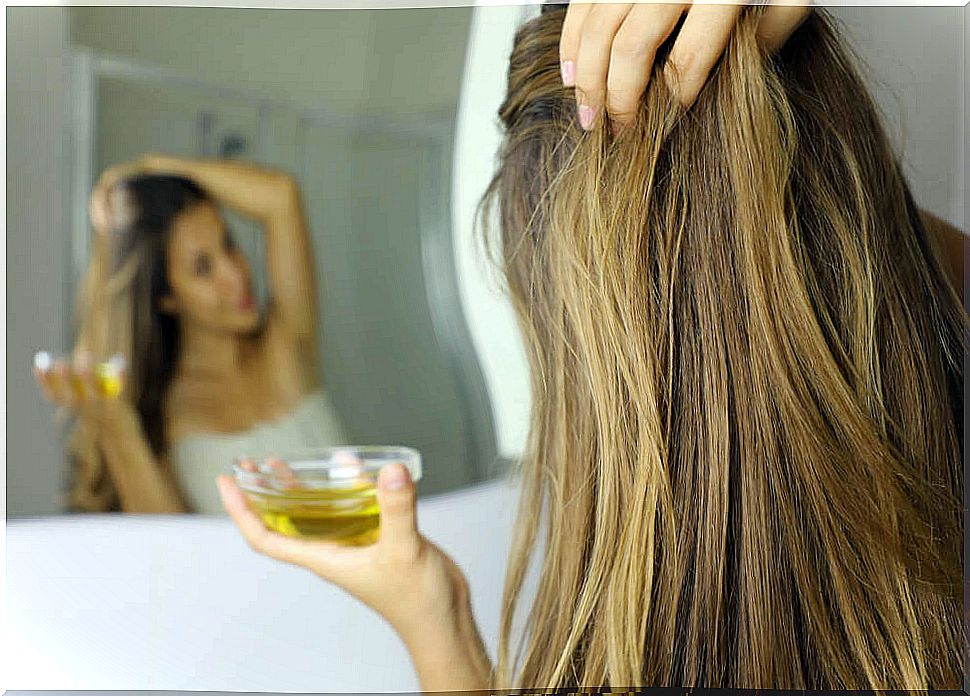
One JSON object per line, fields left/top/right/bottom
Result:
{"left": 69, "top": 6, "right": 471, "bottom": 118}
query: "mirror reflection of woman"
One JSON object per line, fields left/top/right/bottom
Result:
{"left": 35, "top": 154, "right": 347, "bottom": 513}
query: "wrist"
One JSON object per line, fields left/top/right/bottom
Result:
{"left": 141, "top": 153, "right": 184, "bottom": 175}
{"left": 398, "top": 597, "right": 490, "bottom": 691}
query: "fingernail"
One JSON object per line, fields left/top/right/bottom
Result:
{"left": 560, "top": 60, "right": 575, "bottom": 87}
{"left": 579, "top": 104, "right": 596, "bottom": 130}
{"left": 380, "top": 463, "right": 408, "bottom": 491}
{"left": 663, "top": 63, "right": 680, "bottom": 102}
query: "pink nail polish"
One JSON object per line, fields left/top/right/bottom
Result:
{"left": 561, "top": 60, "right": 575, "bottom": 86}
{"left": 579, "top": 104, "right": 595, "bottom": 130}
{"left": 381, "top": 463, "right": 408, "bottom": 491}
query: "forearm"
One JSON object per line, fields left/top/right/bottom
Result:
{"left": 96, "top": 413, "right": 187, "bottom": 514}
{"left": 140, "top": 153, "right": 296, "bottom": 224}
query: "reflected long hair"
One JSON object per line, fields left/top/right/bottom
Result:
{"left": 68, "top": 175, "right": 211, "bottom": 512}
{"left": 479, "top": 8, "right": 965, "bottom": 689}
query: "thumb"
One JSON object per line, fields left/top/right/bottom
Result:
{"left": 376, "top": 463, "right": 418, "bottom": 548}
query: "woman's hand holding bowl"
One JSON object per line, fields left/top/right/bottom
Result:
{"left": 217, "top": 463, "right": 491, "bottom": 691}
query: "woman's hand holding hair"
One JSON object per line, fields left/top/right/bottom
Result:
{"left": 217, "top": 463, "right": 492, "bottom": 692}
{"left": 559, "top": 0, "right": 812, "bottom": 130}
{"left": 89, "top": 160, "right": 145, "bottom": 236}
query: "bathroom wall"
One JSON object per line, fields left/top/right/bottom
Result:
{"left": 68, "top": 6, "right": 468, "bottom": 119}
{"left": 7, "top": 7, "right": 72, "bottom": 517}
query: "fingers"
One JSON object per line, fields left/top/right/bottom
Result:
{"left": 33, "top": 353, "right": 99, "bottom": 412}
{"left": 267, "top": 458, "right": 304, "bottom": 490}
{"left": 33, "top": 366, "right": 56, "bottom": 403}
{"left": 88, "top": 185, "right": 113, "bottom": 236}
{"left": 48, "top": 359, "right": 77, "bottom": 408}
{"left": 71, "top": 352, "right": 96, "bottom": 403}
{"left": 756, "top": 0, "right": 812, "bottom": 53}
{"left": 376, "top": 463, "right": 419, "bottom": 556}
{"left": 237, "top": 458, "right": 265, "bottom": 488}
{"left": 239, "top": 458, "right": 260, "bottom": 474}
{"left": 664, "top": 2, "right": 744, "bottom": 107}
{"left": 33, "top": 351, "right": 56, "bottom": 402}
{"left": 605, "top": 2, "right": 686, "bottom": 127}
{"left": 217, "top": 475, "right": 325, "bottom": 568}
{"left": 238, "top": 458, "right": 303, "bottom": 490}
{"left": 572, "top": 3, "right": 634, "bottom": 129}
{"left": 562, "top": 0, "right": 810, "bottom": 125}
{"left": 559, "top": 0, "right": 594, "bottom": 86}
{"left": 91, "top": 161, "right": 144, "bottom": 234}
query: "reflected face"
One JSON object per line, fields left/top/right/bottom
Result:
{"left": 161, "top": 202, "right": 259, "bottom": 334}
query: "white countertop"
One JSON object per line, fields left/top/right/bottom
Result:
{"left": 6, "top": 476, "right": 521, "bottom": 692}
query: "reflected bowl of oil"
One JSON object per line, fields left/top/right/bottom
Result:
{"left": 33, "top": 351, "right": 126, "bottom": 399}
{"left": 233, "top": 446, "right": 422, "bottom": 546}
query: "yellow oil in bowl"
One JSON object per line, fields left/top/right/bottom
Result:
{"left": 244, "top": 481, "right": 380, "bottom": 545}
{"left": 234, "top": 447, "right": 422, "bottom": 547}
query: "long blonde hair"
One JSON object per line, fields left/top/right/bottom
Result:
{"left": 68, "top": 175, "right": 211, "bottom": 511}
{"left": 480, "top": 8, "right": 964, "bottom": 689}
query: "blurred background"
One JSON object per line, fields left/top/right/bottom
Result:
{"left": 7, "top": 4, "right": 967, "bottom": 518}
{"left": 8, "top": 5, "right": 502, "bottom": 516}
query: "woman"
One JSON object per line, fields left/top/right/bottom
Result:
{"left": 36, "top": 154, "right": 347, "bottom": 514}
{"left": 219, "top": 5, "right": 965, "bottom": 690}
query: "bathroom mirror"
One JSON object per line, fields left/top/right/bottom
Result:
{"left": 8, "top": 5, "right": 506, "bottom": 517}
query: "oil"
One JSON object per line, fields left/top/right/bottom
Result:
{"left": 67, "top": 362, "right": 123, "bottom": 399}
{"left": 94, "top": 362, "right": 124, "bottom": 398}
{"left": 245, "top": 480, "right": 380, "bottom": 545}
{"left": 34, "top": 352, "right": 125, "bottom": 400}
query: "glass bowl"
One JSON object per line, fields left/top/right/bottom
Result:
{"left": 232, "top": 446, "right": 422, "bottom": 545}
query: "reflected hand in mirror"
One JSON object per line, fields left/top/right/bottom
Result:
{"left": 237, "top": 457, "right": 305, "bottom": 490}
{"left": 216, "top": 462, "right": 491, "bottom": 692}
{"left": 33, "top": 352, "right": 127, "bottom": 426}
{"left": 46, "top": 152, "right": 349, "bottom": 514}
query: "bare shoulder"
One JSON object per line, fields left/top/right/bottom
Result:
{"left": 919, "top": 209, "right": 966, "bottom": 239}
{"left": 918, "top": 208, "right": 965, "bottom": 290}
